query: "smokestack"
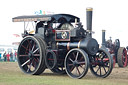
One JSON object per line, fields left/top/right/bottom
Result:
{"left": 86, "top": 7, "right": 93, "bottom": 37}
{"left": 102, "top": 30, "right": 106, "bottom": 46}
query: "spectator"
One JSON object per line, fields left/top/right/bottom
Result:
{"left": 14, "top": 51, "right": 17, "bottom": 62}
{"left": 10, "top": 52, "right": 13, "bottom": 62}
{"left": 0, "top": 53, "right": 1, "bottom": 61}
{"left": 7, "top": 53, "right": 10, "bottom": 61}
{"left": 3, "top": 52, "right": 7, "bottom": 61}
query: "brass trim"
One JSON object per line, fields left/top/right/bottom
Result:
{"left": 56, "top": 42, "right": 59, "bottom": 48}
{"left": 102, "top": 30, "right": 106, "bottom": 32}
{"left": 67, "top": 42, "right": 70, "bottom": 50}
{"left": 78, "top": 40, "right": 82, "bottom": 48}
{"left": 86, "top": 8, "right": 93, "bottom": 11}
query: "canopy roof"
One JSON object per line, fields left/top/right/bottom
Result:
{"left": 12, "top": 14, "right": 80, "bottom": 23}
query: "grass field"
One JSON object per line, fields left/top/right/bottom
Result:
{"left": 0, "top": 62, "right": 128, "bottom": 85}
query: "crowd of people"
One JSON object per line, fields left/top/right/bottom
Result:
{"left": 0, "top": 51, "right": 17, "bottom": 62}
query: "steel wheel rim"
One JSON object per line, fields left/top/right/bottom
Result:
{"left": 17, "top": 36, "right": 42, "bottom": 74}
{"left": 65, "top": 48, "right": 89, "bottom": 79}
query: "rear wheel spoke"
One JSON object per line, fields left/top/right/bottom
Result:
{"left": 27, "top": 61, "right": 33, "bottom": 72}
{"left": 22, "top": 45, "right": 29, "bottom": 51}
{"left": 32, "top": 42, "right": 35, "bottom": 52}
{"left": 33, "top": 54, "right": 40, "bottom": 56}
{"left": 34, "top": 57, "right": 39, "bottom": 63}
{"left": 33, "top": 48, "right": 39, "bottom": 54}
{"left": 21, "top": 59, "right": 30, "bottom": 67}
{"left": 19, "top": 55, "right": 28, "bottom": 57}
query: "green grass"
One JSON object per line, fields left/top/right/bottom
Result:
{"left": 0, "top": 62, "right": 128, "bottom": 85}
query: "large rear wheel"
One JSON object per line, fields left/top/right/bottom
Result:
{"left": 17, "top": 36, "right": 46, "bottom": 75}
{"left": 117, "top": 47, "right": 127, "bottom": 67}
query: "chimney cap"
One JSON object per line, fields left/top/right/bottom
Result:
{"left": 102, "top": 30, "right": 106, "bottom": 32}
{"left": 86, "top": 7, "right": 93, "bottom": 11}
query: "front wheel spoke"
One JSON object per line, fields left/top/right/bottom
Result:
{"left": 76, "top": 67, "right": 81, "bottom": 75}
{"left": 75, "top": 51, "right": 79, "bottom": 61}
{"left": 21, "top": 59, "right": 30, "bottom": 67}
{"left": 33, "top": 48, "right": 39, "bottom": 54}
{"left": 78, "top": 61, "right": 85, "bottom": 65}
{"left": 70, "top": 66, "right": 75, "bottom": 72}
{"left": 72, "top": 53, "right": 76, "bottom": 59}
{"left": 69, "top": 58, "right": 74, "bottom": 63}
{"left": 102, "top": 66, "right": 107, "bottom": 73}
{"left": 79, "top": 65, "right": 84, "bottom": 70}
{"left": 99, "top": 66, "right": 102, "bottom": 75}
{"left": 96, "top": 66, "right": 100, "bottom": 73}
{"left": 79, "top": 56, "right": 84, "bottom": 61}
{"left": 68, "top": 63, "right": 74, "bottom": 66}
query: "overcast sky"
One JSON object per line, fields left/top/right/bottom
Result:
{"left": 0, "top": 0, "right": 128, "bottom": 47}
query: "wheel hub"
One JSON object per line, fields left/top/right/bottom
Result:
{"left": 98, "top": 60, "right": 104, "bottom": 66}
{"left": 73, "top": 61, "right": 79, "bottom": 67}
{"left": 28, "top": 51, "right": 34, "bottom": 58}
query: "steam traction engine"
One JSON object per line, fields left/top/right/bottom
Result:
{"left": 101, "top": 30, "right": 127, "bottom": 67}
{"left": 12, "top": 8, "right": 113, "bottom": 79}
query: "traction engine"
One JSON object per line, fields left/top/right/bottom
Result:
{"left": 101, "top": 30, "right": 127, "bottom": 67}
{"left": 12, "top": 8, "right": 113, "bottom": 79}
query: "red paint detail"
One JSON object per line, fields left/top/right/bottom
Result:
{"left": 21, "top": 45, "right": 28, "bottom": 51}
{"left": 52, "top": 29, "right": 55, "bottom": 33}
{"left": 122, "top": 48, "right": 127, "bottom": 67}
{"left": 113, "top": 56, "right": 116, "bottom": 68}
{"left": 48, "top": 58, "right": 54, "bottom": 60}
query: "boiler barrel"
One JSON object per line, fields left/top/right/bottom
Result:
{"left": 57, "top": 38, "right": 99, "bottom": 55}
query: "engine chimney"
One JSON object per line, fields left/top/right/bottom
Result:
{"left": 86, "top": 7, "right": 93, "bottom": 37}
{"left": 102, "top": 30, "right": 106, "bottom": 47}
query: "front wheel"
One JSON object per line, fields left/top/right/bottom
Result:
{"left": 90, "top": 48, "right": 113, "bottom": 78}
{"left": 65, "top": 48, "right": 89, "bottom": 79}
